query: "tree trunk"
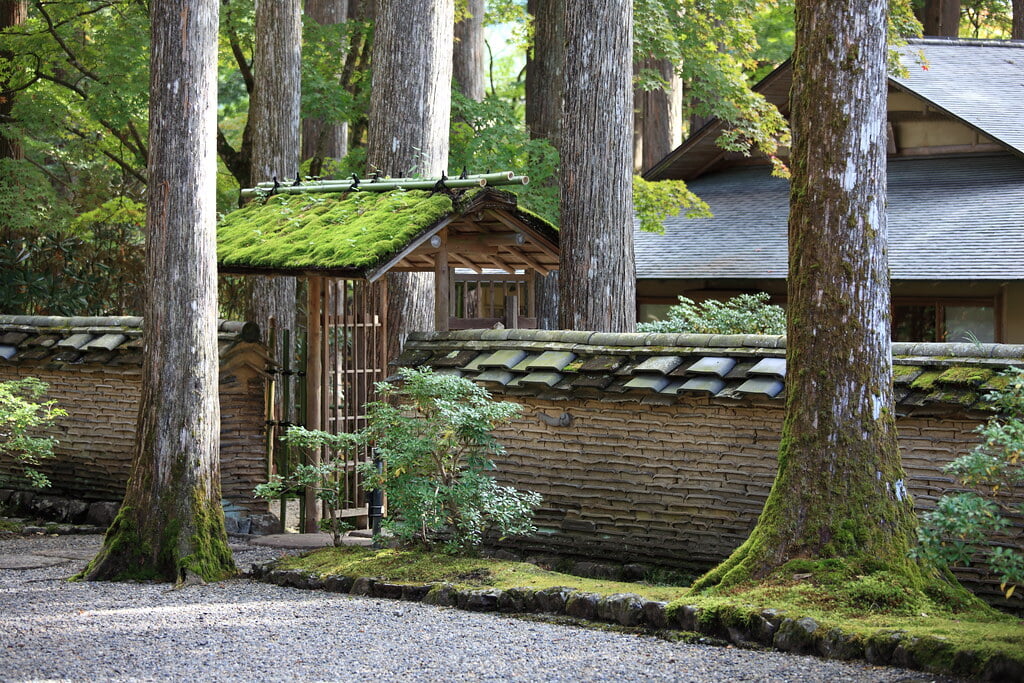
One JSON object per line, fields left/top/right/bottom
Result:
{"left": 302, "top": 0, "right": 348, "bottom": 176}
{"left": 246, "top": 1, "right": 300, "bottom": 374}
{"left": 526, "top": 0, "right": 565, "bottom": 330}
{"left": 367, "top": 0, "right": 453, "bottom": 361}
{"left": 453, "top": 0, "right": 485, "bottom": 101}
{"left": 246, "top": 0, "right": 304, "bottom": 527}
{"left": 918, "top": 0, "right": 961, "bottom": 36}
{"left": 693, "top": 0, "right": 919, "bottom": 591}
{"left": 81, "top": 0, "right": 234, "bottom": 583}
{"left": 1014, "top": 0, "right": 1024, "bottom": 39}
{"left": 559, "top": 0, "right": 635, "bottom": 332}
{"left": 0, "top": 1, "right": 26, "bottom": 160}
{"left": 635, "top": 57, "right": 682, "bottom": 174}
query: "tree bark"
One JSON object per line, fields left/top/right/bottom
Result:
{"left": 635, "top": 57, "right": 682, "bottom": 174}
{"left": 1014, "top": 0, "right": 1024, "bottom": 39}
{"left": 0, "top": 1, "right": 26, "bottom": 160}
{"left": 246, "top": 0, "right": 301, "bottom": 422}
{"left": 918, "top": 0, "right": 961, "bottom": 37}
{"left": 559, "top": 0, "right": 635, "bottom": 332}
{"left": 526, "top": 0, "right": 564, "bottom": 330}
{"left": 81, "top": 0, "right": 234, "bottom": 583}
{"left": 302, "top": 0, "right": 348, "bottom": 175}
{"left": 367, "top": 0, "right": 453, "bottom": 361}
{"left": 693, "top": 0, "right": 919, "bottom": 591}
{"left": 453, "top": 0, "right": 485, "bottom": 101}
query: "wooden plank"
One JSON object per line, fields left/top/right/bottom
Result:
{"left": 304, "top": 276, "right": 323, "bottom": 533}
{"left": 434, "top": 229, "right": 450, "bottom": 332}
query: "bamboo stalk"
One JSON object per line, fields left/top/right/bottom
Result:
{"left": 240, "top": 174, "right": 529, "bottom": 198}
{"left": 254, "top": 170, "right": 516, "bottom": 188}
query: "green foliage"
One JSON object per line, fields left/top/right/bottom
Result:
{"left": 0, "top": 184, "right": 145, "bottom": 315}
{"left": 449, "top": 91, "right": 559, "bottom": 224}
{"left": 254, "top": 425, "right": 359, "bottom": 546}
{"left": 638, "top": 292, "right": 786, "bottom": 335}
{"left": 632, "top": 176, "right": 711, "bottom": 235}
{"left": 0, "top": 378, "right": 66, "bottom": 489}
{"left": 961, "top": 1, "right": 1014, "bottom": 38}
{"left": 358, "top": 368, "right": 541, "bottom": 553}
{"left": 914, "top": 368, "right": 1024, "bottom": 599}
{"left": 1, "top": 1, "right": 151, "bottom": 187}
{"left": 633, "top": 0, "right": 790, "bottom": 175}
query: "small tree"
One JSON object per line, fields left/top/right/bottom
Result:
{"left": 638, "top": 292, "right": 786, "bottom": 335}
{"left": 0, "top": 378, "right": 65, "bottom": 489}
{"left": 254, "top": 425, "right": 358, "bottom": 546}
{"left": 359, "top": 367, "right": 541, "bottom": 553}
{"left": 914, "top": 368, "right": 1024, "bottom": 598}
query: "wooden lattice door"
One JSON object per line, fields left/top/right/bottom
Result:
{"left": 314, "top": 278, "right": 387, "bottom": 524}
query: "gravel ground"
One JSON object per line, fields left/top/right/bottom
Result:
{"left": 0, "top": 535, "right": 960, "bottom": 683}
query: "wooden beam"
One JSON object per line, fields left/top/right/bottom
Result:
{"left": 485, "top": 252, "right": 517, "bottom": 274}
{"left": 502, "top": 245, "right": 549, "bottom": 275}
{"left": 434, "top": 229, "right": 450, "bottom": 332}
{"left": 450, "top": 252, "right": 483, "bottom": 274}
{"left": 304, "top": 276, "right": 323, "bottom": 533}
{"left": 485, "top": 210, "right": 560, "bottom": 261}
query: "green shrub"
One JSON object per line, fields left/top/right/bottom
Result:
{"left": 0, "top": 378, "right": 66, "bottom": 488}
{"left": 358, "top": 367, "right": 541, "bottom": 553}
{"left": 913, "top": 367, "right": 1024, "bottom": 599}
{"left": 254, "top": 425, "right": 358, "bottom": 546}
{"left": 637, "top": 292, "right": 786, "bottom": 335}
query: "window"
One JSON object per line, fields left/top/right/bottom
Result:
{"left": 892, "top": 301, "right": 996, "bottom": 343}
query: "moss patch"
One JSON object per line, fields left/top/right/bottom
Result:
{"left": 936, "top": 367, "right": 995, "bottom": 387}
{"left": 910, "top": 370, "right": 944, "bottom": 391}
{"left": 671, "top": 559, "right": 1022, "bottom": 672}
{"left": 275, "top": 546, "right": 688, "bottom": 602}
{"left": 217, "top": 190, "right": 454, "bottom": 271}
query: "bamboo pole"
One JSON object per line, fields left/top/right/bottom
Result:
{"left": 254, "top": 170, "right": 518, "bottom": 188}
{"left": 240, "top": 174, "right": 529, "bottom": 198}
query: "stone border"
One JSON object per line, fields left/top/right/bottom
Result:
{"left": 250, "top": 563, "right": 1021, "bottom": 681}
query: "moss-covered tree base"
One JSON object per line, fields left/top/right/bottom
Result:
{"left": 77, "top": 495, "right": 236, "bottom": 584}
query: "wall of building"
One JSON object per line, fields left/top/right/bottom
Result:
{"left": 487, "top": 395, "right": 1021, "bottom": 610}
{"left": 0, "top": 361, "right": 270, "bottom": 515}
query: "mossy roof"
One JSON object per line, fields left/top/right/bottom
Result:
{"left": 217, "top": 188, "right": 558, "bottom": 280}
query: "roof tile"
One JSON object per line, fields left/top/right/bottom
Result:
{"left": 57, "top": 333, "right": 93, "bottom": 350}
{"left": 477, "top": 349, "right": 528, "bottom": 370}
{"left": 475, "top": 369, "right": 514, "bottom": 385}
{"left": 623, "top": 376, "right": 672, "bottom": 392}
{"left": 748, "top": 358, "right": 787, "bottom": 378}
{"left": 519, "top": 372, "right": 564, "bottom": 387}
{"left": 526, "top": 351, "right": 577, "bottom": 372}
{"left": 736, "top": 377, "right": 785, "bottom": 397}
{"left": 680, "top": 377, "right": 727, "bottom": 394}
{"left": 632, "top": 356, "right": 683, "bottom": 375}
{"left": 681, "top": 356, "right": 736, "bottom": 377}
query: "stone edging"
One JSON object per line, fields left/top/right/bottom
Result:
{"left": 251, "top": 563, "right": 1021, "bottom": 681}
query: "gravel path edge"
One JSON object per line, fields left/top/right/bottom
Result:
{"left": 252, "top": 561, "right": 1022, "bottom": 682}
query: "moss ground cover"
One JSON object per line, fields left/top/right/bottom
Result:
{"left": 274, "top": 546, "right": 689, "bottom": 603}
{"left": 674, "top": 559, "right": 1022, "bottom": 669}
{"left": 279, "top": 546, "right": 1024, "bottom": 675}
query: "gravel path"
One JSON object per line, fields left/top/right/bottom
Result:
{"left": 0, "top": 535, "right": 958, "bottom": 682}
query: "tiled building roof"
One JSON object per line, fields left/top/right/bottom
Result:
{"left": 397, "top": 329, "right": 1024, "bottom": 414}
{"left": 894, "top": 38, "right": 1024, "bottom": 156}
{"left": 0, "top": 316, "right": 262, "bottom": 367}
{"left": 635, "top": 154, "right": 1024, "bottom": 280}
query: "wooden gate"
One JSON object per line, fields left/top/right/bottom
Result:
{"left": 303, "top": 277, "right": 387, "bottom": 528}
